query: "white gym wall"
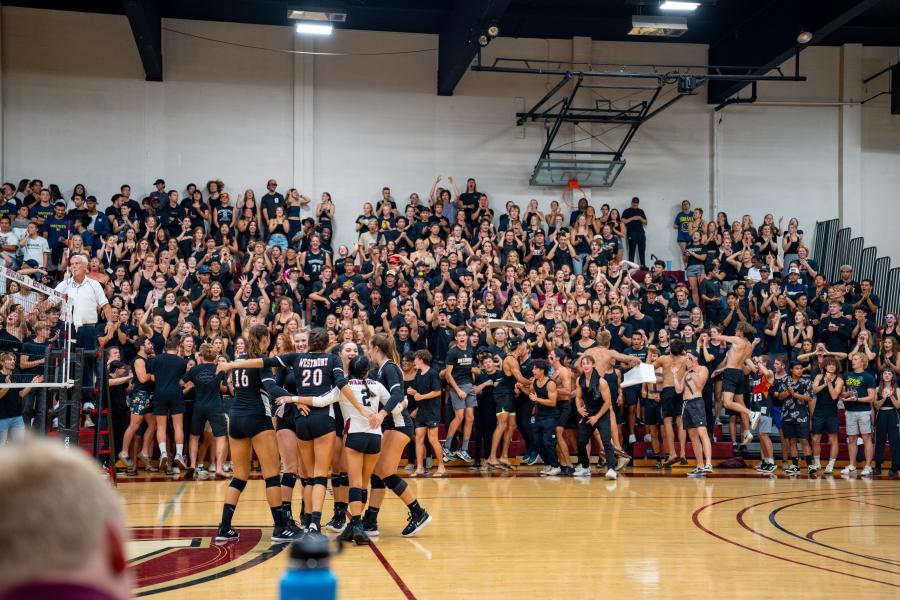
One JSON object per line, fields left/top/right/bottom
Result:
{"left": 2, "top": 7, "right": 898, "bottom": 262}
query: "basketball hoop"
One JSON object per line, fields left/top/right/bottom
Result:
{"left": 561, "top": 180, "right": 586, "bottom": 210}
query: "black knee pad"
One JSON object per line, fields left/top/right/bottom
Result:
{"left": 229, "top": 478, "right": 247, "bottom": 492}
{"left": 311, "top": 476, "right": 328, "bottom": 487}
{"left": 265, "top": 475, "right": 281, "bottom": 489}
{"left": 370, "top": 474, "right": 385, "bottom": 489}
{"left": 339, "top": 472, "right": 349, "bottom": 487}
{"left": 361, "top": 489, "right": 368, "bottom": 505}
{"left": 281, "top": 472, "right": 297, "bottom": 488}
{"left": 348, "top": 487, "right": 364, "bottom": 503}
{"left": 300, "top": 477, "right": 311, "bottom": 487}
{"left": 331, "top": 473, "right": 341, "bottom": 488}
{"left": 382, "top": 474, "right": 408, "bottom": 496}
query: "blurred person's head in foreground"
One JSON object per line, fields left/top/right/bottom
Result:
{"left": 0, "top": 438, "right": 131, "bottom": 600}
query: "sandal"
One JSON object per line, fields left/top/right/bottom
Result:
{"left": 499, "top": 460, "right": 516, "bottom": 471}
{"left": 432, "top": 470, "right": 447, "bottom": 478}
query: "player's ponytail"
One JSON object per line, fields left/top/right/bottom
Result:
{"left": 245, "top": 324, "right": 270, "bottom": 358}
{"left": 371, "top": 332, "right": 400, "bottom": 365}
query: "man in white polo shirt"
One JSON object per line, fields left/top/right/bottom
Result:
{"left": 42, "top": 254, "right": 114, "bottom": 392}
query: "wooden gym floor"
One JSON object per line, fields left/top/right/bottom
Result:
{"left": 120, "top": 468, "right": 900, "bottom": 599}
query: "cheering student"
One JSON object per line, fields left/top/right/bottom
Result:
{"left": 873, "top": 369, "right": 900, "bottom": 476}
{"left": 443, "top": 328, "right": 477, "bottom": 463}
{"left": 151, "top": 336, "right": 188, "bottom": 474}
{"left": 672, "top": 352, "right": 712, "bottom": 477}
{"left": 780, "top": 362, "right": 814, "bottom": 474}
{"left": 181, "top": 343, "right": 229, "bottom": 479}
{"left": 841, "top": 353, "right": 877, "bottom": 476}
{"left": 573, "top": 354, "right": 617, "bottom": 479}
{"left": 811, "top": 356, "right": 843, "bottom": 474}
{"left": 410, "top": 349, "right": 446, "bottom": 477}
{"left": 713, "top": 322, "right": 761, "bottom": 445}
{"left": 488, "top": 338, "right": 529, "bottom": 470}
{"left": 530, "top": 359, "right": 561, "bottom": 476}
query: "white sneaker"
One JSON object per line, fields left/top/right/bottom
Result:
{"left": 856, "top": 437, "right": 864, "bottom": 446}
{"left": 538, "top": 466, "right": 551, "bottom": 475}
{"left": 84, "top": 416, "right": 94, "bottom": 428}
{"left": 749, "top": 411, "right": 761, "bottom": 431}
{"left": 861, "top": 466, "right": 873, "bottom": 477}
{"left": 605, "top": 468, "right": 618, "bottom": 480}
{"left": 841, "top": 465, "right": 857, "bottom": 475}
{"left": 82, "top": 402, "right": 95, "bottom": 414}
{"left": 573, "top": 466, "right": 592, "bottom": 477}
{"left": 543, "top": 466, "right": 561, "bottom": 476}
{"left": 615, "top": 456, "right": 630, "bottom": 471}
{"left": 825, "top": 460, "right": 836, "bottom": 474}
{"left": 742, "top": 430, "right": 754, "bottom": 444}
{"left": 628, "top": 434, "right": 637, "bottom": 444}
{"left": 643, "top": 434, "right": 652, "bottom": 443}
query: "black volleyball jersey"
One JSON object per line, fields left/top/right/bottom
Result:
{"left": 375, "top": 359, "right": 411, "bottom": 429}
{"left": 264, "top": 352, "right": 347, "bottom": 417}
{"left": 230, "top": 356, "right": 272, "bottom": 418}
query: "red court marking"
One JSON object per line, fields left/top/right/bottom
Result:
{"left": 691, "top": 492, "right": 900, "bottom": 588}
{"left": 368, "top": 542, "right": 417, "bottom": 600}
{"left": 735, "top": 494, "right": 900, "bottom": 576}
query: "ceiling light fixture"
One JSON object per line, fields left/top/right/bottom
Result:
{"left": 797, "top": 30, "right": 813, "bottom": 44}
{"left": 287, "top": 9, "right": 346, "bottom": 23}
{"left": 478, "top": 34, "right": 490, "bottom": 47}
{"left": 487, "top": 23, "right": 500, "bottom": 38}
{"left": 296, "top": 22, "right": 334, "bottom": 35}
{"left": 660, "top": 1, "right": 700, "bottom": 11}
{"left": 629, "top": 16, "right": 688, "bottom": 37}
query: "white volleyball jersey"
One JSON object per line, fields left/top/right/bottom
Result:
{"left": 342, "top": 379, "right": 390, "bottom": 435}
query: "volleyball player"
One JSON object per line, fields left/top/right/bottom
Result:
{"left": 811, "top": 356, "right": 843, "bottom": 474}
{"left": 326, "top": 340, "right": 355, "bottom": 533}
{"left": 363, "top": 333, "right": 432, "bottom": 538}
{"left": 549, "top": 348, "right": 576, "bottom": 475}
{"left": 227, "top": 327, "right": 367, "bottom": 536}
{"left": 411, "top": 349, "right": 446, "bottom": 476}
{"left": 270, "top": 332, "right": 305, "bottom": 529}
{"left": 213, "top": 324, "right": 299, "bottom": 543}
{"left": 574, "top": 354, "right": 617, "bottom": 479}
{"left": 181, "top": 343, "right": 228, "bottom": 479}
{"left": 277, "top": 352, "right": 384, "bottom": 545}
{"left": 488, "top": 338, "right": 529, "bottom": 470}
{"left": 713, "top": 322, "right": 761, "bottom": 444}
{"left": 672, "top": 352, "right": 712, "bottom": 477}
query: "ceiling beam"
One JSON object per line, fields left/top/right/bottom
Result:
{"left": 121, "top": 0, "right": 163, "bottom": 81}
{"left": 707, "top": 0, "right": 882, "bottom": 105}
{"left": 437, "top": 0, "right": 512, "bottom": 96}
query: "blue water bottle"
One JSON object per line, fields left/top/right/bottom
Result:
{"left": 280, "top": 536, "right": 337, "bottom": 600}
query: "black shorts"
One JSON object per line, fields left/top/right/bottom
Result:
{"left": 782, "top": 420, "right": 810, "bottom": 440}
{"left": 345, "top": 432, "right": 382, "bottom": 454}
{"left": 494, "top": 393, "right": 516, "bottom": 415}
{"left": 191, "top": 404, "right": 227, "bottom": 437}
{"left": 276, "top": 404, "right": 297, "bottom": 432}
{"left": 229, "top": 412, "right": 274, "bottom": 440}
{"left": 556, "top": 400, "right": 573, "bottom": 429}
{"left": 383, "top": 422, "right": 415, "bottom": 439}
{"left": 643, "top": 398, "right": 662, "bottom": 426}
{"left": 416, "top": 399, "right": 440, "bottom": 429}
{"left": 333, "top": 404, "right": 345, "bottom": 438}
{"left": 681, "top": 398, "right": 706, "bottom": 430}
{"left": 624, "top": 386, "right": 641, "bottom": 407}
{"left": 811, "top": 413, "right": 839, "bottom": 435}
{"left": 295, "top": 413, "right": 336, "bottom": 441}
{"left": 661, "top": 387, "right": 683, "bottom": 419}
{"left": 722, "top": 368, "right": 745, "bottom": 394}
{"left": 153, "top": 394, "right": 184, "bottom": 415}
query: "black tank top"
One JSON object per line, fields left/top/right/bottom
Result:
{"left": 304, "top": 249, "right": 326, "bottom": 277}
{"left": 230, "top": 355, "right": 272, "bottom": 418}
{"left": 578, "top": 371, "right": 603, "bottom": 413}
{"left": 496, "top": 356, "right": 518, "bottom": 397}
{"left": 533, "top": 378, "right": 558, "bottom": 417}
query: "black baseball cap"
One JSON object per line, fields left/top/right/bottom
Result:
{"left": 153, "top": 178, "right": 165, "bottom": 186}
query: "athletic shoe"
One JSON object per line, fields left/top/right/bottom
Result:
{"left": 653, "top": 459, "right": 663, "bottom": 470}
{"left": 785, "top": 465, "right": 800, "bottom": 475}
{"left": 525, "top": 452, "right": 540, "bottom": 466}
{"left": 840, "top": 465, "right": 857, "bottom": 475}
{"left": 194, "top": 469, "right": 209, "bottom": 481}
{"left": 404, "top": 463, "right": 415, "bottom": 472}
{"left": 401, "top": 510, "right": 432, "bottom": 537}
{"left": 702, "top": 464, "right": 713, "bottom": 474}
{"left": 326, "top": 512, "right": 347, "bottom": 533}
{"left": 679, "top": 457, "right": 688, "bottom": 466}
{"left": 663, "top": 456, "right": 679, "bottom": 469}
{"left": 287, "top": 520, "right": 305, "bottom": 537}
{"left": 643, "top": 434, "right": 652, "bottom": 443}
{"left": 573, "top": 466, "right": 591, "bottom": 477}
{"left": 159, "top": 454, "right": 171, "bottom": 473}
{"left": 215, "top": 526, "right": 239, "bottom": 542}
{"left": 82, "top": 402, "right": 95, "bottom": 414}
{"left": 117, "top": 452, "right": 134, "bottom": 469}
{"left": 807, "top": 464, "right": 819, "bottom": 474}
{"left": 615, "top": 456, "right": 630, "bottom": 471}
{"left": 755, "top": 462, "right": 770, "bottom": 473}
{"left": 741, "top": 430, "right": 754, "bottom": 445}
{"left": 336, "top": 522, "right": 356, "bottom": 543}
{"left": 542, "top": 466, "right": 561, "bottom": 476}
{"left": 425, "top": 457, "right": 433, "bottom": 469}
{"left": 749, "top": 411, "right": 761, "bottom": 431}
{"left": 861, "top": 466, "right": 873, "bottom": 477}
{"left": 362, "top": 512, "right": 380, "bottom": 537}
{"left": 560, "top": 466, "right": 575, "bottom": 476}
{"left": 604, "top": 468, "right": 618, "bottom": 480}
{"left": 457, "top": 450, "right": 475, "bottom": 464}
{"left": 688, "top": 467, "right": 705, "bottom": 478}
{"left": 764, "top": 462, "right": 777, "bottom": 474}
{"left": 173, "top": 455, "right": 187, "bottom": 470}
{"left": 628, "top": 434, "right": 637, "bottom": 444}
{"left": 824, "top": 461, "right": 835, "bottom": 474}
{"left": 443, "top": 450, "right": 456, "bottom": 462}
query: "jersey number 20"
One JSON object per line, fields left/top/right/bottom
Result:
{"left": 301, "top": 369, "right": 323, "bottom": 387}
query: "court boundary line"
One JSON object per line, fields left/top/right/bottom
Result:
{"left": 158, "top": 482, "right": 187, "bottom": 525}
{"left": 368, "top": 542, "right": 417, "bottom": 600}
